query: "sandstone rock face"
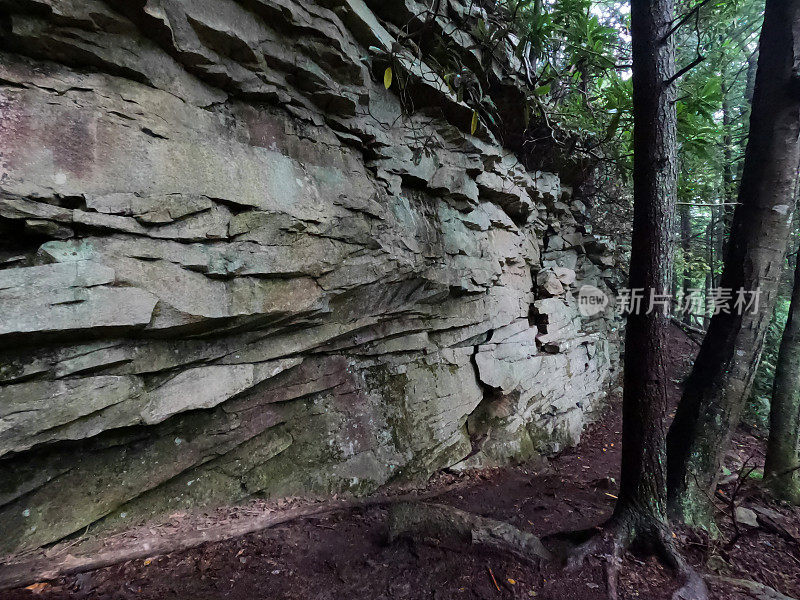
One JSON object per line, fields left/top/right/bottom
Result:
{"left": 0, "top": 0, "right": 620, "bottom": 553}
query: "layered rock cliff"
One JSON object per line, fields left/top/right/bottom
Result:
{"left": 0, "top": 0, "right": 620, "bottom": 554}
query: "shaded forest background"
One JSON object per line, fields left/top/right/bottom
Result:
{"left": 484, "top": 0, "right": 781, "bottom": 426}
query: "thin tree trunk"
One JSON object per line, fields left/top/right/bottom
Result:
{"left": 667, "top": 0, "right": 800, "bottom": 528}
{"left": 746, "top": 49, "right": 759, "bottom": 104}
{"left": 681, "top": 204, "right": 693, "bottom": 324}
{"left": 704, "top": 217, "right": 714, "bottom": 329}
{"left": 708, "top": 206, "right": 716, "bottom": 289}
{"left": 614, "top": 0, "right": 677, "bottom": 534}
{"left": 765, "top": 243, "right": 800, "bottom": 505}
{"left": 721, "top": 85, "right": 734, "bottom": 199}
{"left": 721, "top": 78, "right": 735, "bottom": 254}
{"left": 734, "top": 49, "right": 760, "bottom": 186}
{"left": 570, "top": 5, "right": 707, "bottom": 596}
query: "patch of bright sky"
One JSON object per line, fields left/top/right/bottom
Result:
{"left": 591, "top": 1, "right": 632, "bottom": 79}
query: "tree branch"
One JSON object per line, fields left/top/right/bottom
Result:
{"left": 662, "top": 0, "right": 713, "bottom": 42}
{"left": 666, "top": 55, "right": 706, "bottom": 86}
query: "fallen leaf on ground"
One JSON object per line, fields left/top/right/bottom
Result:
{"left": 487, "top": 567, "right": 500, "bottom": 591}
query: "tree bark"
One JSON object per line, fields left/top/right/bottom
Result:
{"left": 765, "top": 251, "right": 800, "bottom": 504}
{"left": 667, "top": 0, "right": 800, "bottom": 528}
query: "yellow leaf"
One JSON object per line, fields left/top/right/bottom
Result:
{"left": 507, "top": 578, "right": 517, "bottom": 585}
{"left": 384, "top": 67, "right": 392, "bottom": 89}
{"left": 470, "top": 110, "right": 479, "bottom": 135}
{"left": 144, "top": 558, "right": 153, "bottom": 566}
{"left": 25, "top": 583, "right": 50, "bottom": 594}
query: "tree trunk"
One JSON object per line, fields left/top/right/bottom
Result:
{"left": 765, "top": 248, "right": 800, "bottom": 504}
{"left": 566, "top": 5, "right": 709, "bottom": 596}
{"left": 613, "top": 0, "right": 677, "bottom": 539}
{"left": 704, "top": 218, "right": 714, "bottom": 329}
{"left": 568, "top": 6, "right": 707, "bottom": 595}
{"left": 708, "top": 206, "right": 717, "bottom": 289}
{"left": 746, "top": 49, "right": 759, "bottom": 104}
{"left": 734, "top": 49, "right": 761, "bottom": 188}
{"left": 667, "top": 0, "right": 800, "bottom": 528}
{"left": 680, "top": 204, "right": 693, "bottom": 324}
{"left": 721, "top": 78, "right": 735, "bottom": 253}
{"left": 721, "top": 82, "right": 734, "bottom": 201}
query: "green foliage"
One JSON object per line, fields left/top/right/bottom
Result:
{"left": 678, "top": 76, "right": 723, "bottom": 160}
{"left": 747, "top": 285, "right": 791, "bottom": 428}
{"left": 492, "top": 0, "right": 632, "bottom": 195}
{"left": 506, "top": 0, "right": 760, "bottom": 180}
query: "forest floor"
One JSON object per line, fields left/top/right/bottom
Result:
{"left": 4, "top": 325, "right": 800, "bottom": 600}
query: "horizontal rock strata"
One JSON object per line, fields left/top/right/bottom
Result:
{"left": 0, "top": 0, "right": 620, "bottom": 553}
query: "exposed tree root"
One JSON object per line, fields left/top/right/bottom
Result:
{"left": 387, "top": 502, "right": 552, "bottom": 563}
{"left": 565, "top": 517, "right": 708, "bottom": 600}
{"left": 0, "top": 483, "right": 475, "bottom": 591}
{"left": 565, "top": 526, "right": 626, "bottom": 600}
{"left": 387, "top": 502, "right": 708, "bottom": 600}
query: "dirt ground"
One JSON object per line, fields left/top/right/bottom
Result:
{"left": 4, "top": 325, "right": 800, "bottom": 600}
